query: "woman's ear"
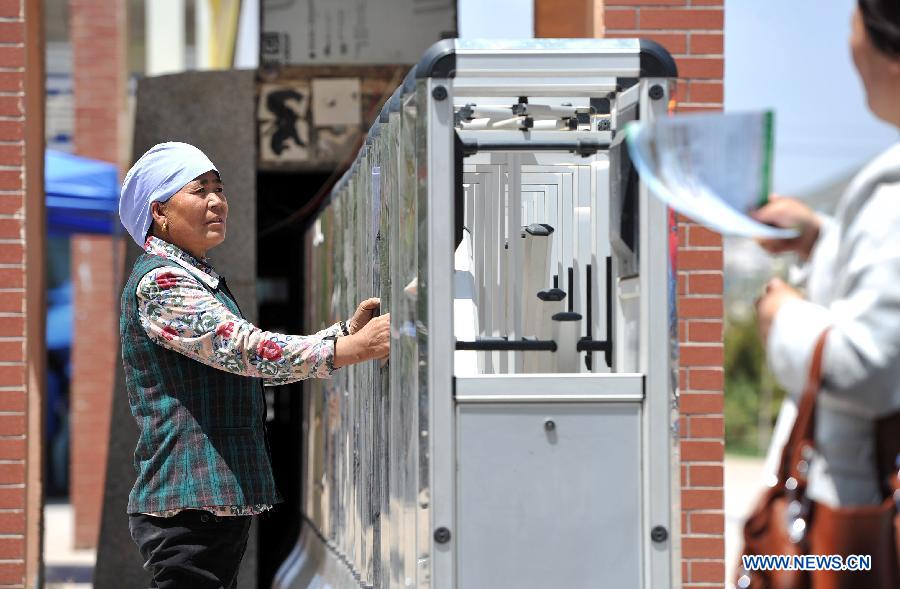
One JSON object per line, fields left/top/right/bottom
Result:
{"left": 149, "top": 201, "right": 168, "bottom": 237}
{"left": 150, "top": 201, "right": 165, "bottom": 225}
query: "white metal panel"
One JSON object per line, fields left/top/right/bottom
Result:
{"left": 457, "top": 401, "right": 642, "bottom": 589}
{"left": 455, "top": 373, "right": 643, "bottom": 402}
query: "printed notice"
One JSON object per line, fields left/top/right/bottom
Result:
{"left": 626, "top": 111, "right": 797, "bottom": 239}
{"left": 311, "top": 78, "right": 362, "bottom": 127}
{"left": 262, "top": 0, "right": 455, "bottom": 65}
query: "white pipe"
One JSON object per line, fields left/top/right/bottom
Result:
{"left": 508, "top": 154, "right": 523, "bottom": 373}
{"left": 552, "top": 314, "right": 581, "bottom": 373}
{"left": 194, "top": 0, "right": 212, "bottom": 70}
{"left": 234, "top": 0, "right": 260, "bottom": 68}
{"left": 146, "top": 0, "right": 186, "bottom": 76}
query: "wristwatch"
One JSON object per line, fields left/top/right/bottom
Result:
{"left": 339, "top": 320, "right": 350, "bottom": 336}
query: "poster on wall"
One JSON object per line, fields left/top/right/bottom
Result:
{"left": 262, "top": 0, "right": 456, "bottom": 65}
{"left": 258, "top": 82, "right": 311, "bottom": 163}
{"left": 311, "top": 78, "right": 362, "bottom": 127}
{"left": 258, "top": 78, "right": 366, "bottom": 166}
{"left": 311, "top": 78, "right": 361, "bottom": 162}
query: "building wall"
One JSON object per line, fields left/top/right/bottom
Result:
{"left": 534, "top": 1, "right": 727, "bottom": 587}
{"left": 68, "top": 0, "right": 127, "bottom": 549}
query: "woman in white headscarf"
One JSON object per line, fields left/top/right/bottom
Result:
{"left": 754, "top": 0, "right": 900, "bottom": 523}
{"left": 118, "top": 142, "right": 388, "bottom": 588}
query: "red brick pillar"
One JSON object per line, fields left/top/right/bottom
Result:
{"left": 2, "top": 0, "right": 45, "bottom": 586}
{"left": 534, "top": 0, "right": 602, "bottom": 37}
{"left": 69, "top": 0, "right": 128, "bottom": 549}
{"left": 69, "top": 236, "right": 124, "bottom": 549}
{"left": 600, "top": 2, "right": 726, "bottom": 587}
{"left": 0, "top": 120, "right": 28, "bottom": 585}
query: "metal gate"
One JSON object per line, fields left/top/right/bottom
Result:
{"left": 274, "top": 38, "right": 680, "bottom": 589}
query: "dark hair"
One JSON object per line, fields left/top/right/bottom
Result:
{"left": 859, "top": 0, "right": 900, "bottom": 57}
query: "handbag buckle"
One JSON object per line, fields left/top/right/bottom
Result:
{"left": 784, "top": 477, "right": 810, "bottom": 544}
{"left": 785, "top": 494, "right": 810, "bottom": 544}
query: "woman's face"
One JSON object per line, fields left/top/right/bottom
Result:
{"left": 152, "top": 170, "right": 228, "bottom": 258}
{"left": 851, "top": 6, "right": 900, "bottom": 126}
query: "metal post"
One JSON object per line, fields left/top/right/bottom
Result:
{"left": 146, "top": 0, "right": 186, "bottom": 75}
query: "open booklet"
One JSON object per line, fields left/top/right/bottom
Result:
{"left": 625, "top": 110, "right": 797, "bottom": 239}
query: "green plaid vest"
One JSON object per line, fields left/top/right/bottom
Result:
{"left": 121, "top": 253, "right": 282, "bottom": 514}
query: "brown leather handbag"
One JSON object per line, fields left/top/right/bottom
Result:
{"left": 736, "top": 329, "right": 900, "bottom": 589}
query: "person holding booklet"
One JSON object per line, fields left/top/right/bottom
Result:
{"left": 755, "top": 0, "right": 900, "bottom": 509}
{"left": 745, "top": 1, "right": 900, "bottom": 586}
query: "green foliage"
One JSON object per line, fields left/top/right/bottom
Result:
{"left": 724, "top": 315, "right": 785, "bottom": 456}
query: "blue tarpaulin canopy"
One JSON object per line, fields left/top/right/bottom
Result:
{"left": 45, "top": 150, "right": 119, "bottom": 235}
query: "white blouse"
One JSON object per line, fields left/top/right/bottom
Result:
{"left": 766, "top": 142, "right": 900, "bottom": 507}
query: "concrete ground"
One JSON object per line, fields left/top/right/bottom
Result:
{"left": 724, "top": 454, "right": 766, "bottom": 584}
{"left": 44, "top": 501, "right": 95, "bottom": 589}
{"left": 42, "top": 455, "right": 766, "bottom": 588}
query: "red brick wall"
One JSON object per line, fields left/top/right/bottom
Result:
{"left": 534, "top": 1, "right": 727, "bottom": 586}
{"left": 69, "top": 0, "right": 127, "bottom": 549}
{"left": 601, "top": 2, "right": 726, "bottom": 587}
{"left": 0, "top": 0, "right": 37, "bottom": 586}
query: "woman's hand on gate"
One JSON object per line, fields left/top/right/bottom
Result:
{"left": 333, "top": 313, "right": 390, "bottom": 369}
{"left": 348, "top": 298, "right": 381, "bottom": 334}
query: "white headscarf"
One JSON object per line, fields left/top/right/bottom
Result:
{"left": 119, "top": 142, "right": 219, "bottom": 246}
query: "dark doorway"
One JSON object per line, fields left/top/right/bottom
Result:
{"left": 256, "top": 170, "right": 333, "bottom": 588}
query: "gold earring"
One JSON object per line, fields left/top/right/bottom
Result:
{"left": 162, "top": 219, "right": 168, "bottom": 234}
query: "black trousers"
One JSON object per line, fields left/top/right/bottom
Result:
{"left": 128, "top": 510, "right": 252, "bottom": 589}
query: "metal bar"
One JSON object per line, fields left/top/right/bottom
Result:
{"left": 455, "top": 338, "right": 557, "bottom": 352}
{"left": 424, "top": 77, "right": 456, "bottom": 589}
{"left": 586, "top": 263, "right": 593, "bottom": 340}
{"left": 495, "top": 154, "right": 508, "bottom": 373}
{"left": 508, "top": 153, "right": 523, "bottom": 373}
{"left": 461, "top": 138, "right": 610, "bottom": 157}
{"left": 576, "top": 339, "right": 612, "bottom": 353}
{"left": 637, "top": 77, "right": 676, "bottom": 589}
{"left": 605, "top": 256, "right": 613, "bottom": 368}
{"left": 455, "top": 393, "right": 642, "bottom": 404}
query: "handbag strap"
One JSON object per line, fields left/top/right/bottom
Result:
{"left": 776, "top": 328, "right": 831, "bottom": 486}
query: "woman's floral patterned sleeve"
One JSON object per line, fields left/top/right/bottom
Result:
{"left": 136, "top": 267, "right": 334, "bottom": 382}
{"left": 315, "top": 323, "right": 344, "bottom": 338}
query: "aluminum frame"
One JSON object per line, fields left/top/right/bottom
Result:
{"left": 275, "top": 38, "right": 679, "bottom": 589}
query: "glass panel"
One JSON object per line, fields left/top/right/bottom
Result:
{"left": 301, "top": 80, "right": 424, "bottom": 587}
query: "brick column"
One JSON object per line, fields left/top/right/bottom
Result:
{"left": 69, "top": 0, "right": 128, "bottom": 549}
{"left": 601, "top": 2, "right": 726, "bottom": 587}
{"left": 69, "top": 235, "right": 123, "bottom": 549}
{"left": 534, "top": 1, "right": 727, "bottom": 586}
{"left": 1, "top": 0, "right": 44, "bottom": 586}
{"left": 534, "top": 0, "right": 602, "bottom": 37}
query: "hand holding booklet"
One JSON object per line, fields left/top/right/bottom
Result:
{"left": 625, "top": 110, "right": 798, "bottom": 239}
